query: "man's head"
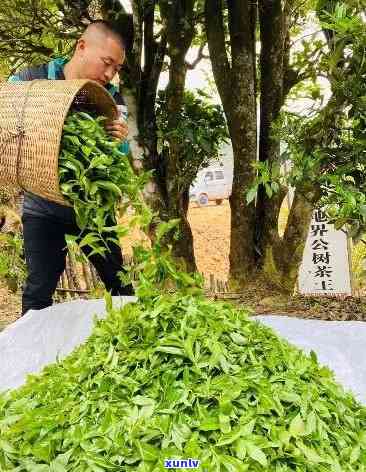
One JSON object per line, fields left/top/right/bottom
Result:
{"left": 71, "top": 21, "right": 126, "bottom": 85}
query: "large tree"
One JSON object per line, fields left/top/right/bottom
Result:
{"left": 204, "top": 0, "right": 362, "bottom": 292}
{"left": 204, "top": 0, "right": 311, "bottom": 290}
{"left": 205, "top": 0, "right": 258, "bottom": 285}
{"left": 104, "top": 0, "right": 228, "bottom": 271}
{"left": 254, "top": 0, "right": 317, "bottom": 290}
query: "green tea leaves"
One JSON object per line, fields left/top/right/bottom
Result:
{"left": 58, "top": 111, "right": 151, "bottom": 259}
{"left": 0, "top": 294, "right": 365, "bottom": 470}
{"left": 289, "top": 413, "right": 306, "bottom": 437}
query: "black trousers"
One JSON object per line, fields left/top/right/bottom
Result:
{"left": 21, "top": 214, "right": 134, "bottom": 315}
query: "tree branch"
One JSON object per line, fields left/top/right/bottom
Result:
{"left": 130, "top": 0, "right": 143, "bottom": 82}
{"left": 185, "top": 43, "right": 209, "bottom": 70}
{"left": 204, "top": 0, "right": 231, "bottom": 108}
{"left": 227, "top": 0, "right": 254, "bottom": 63}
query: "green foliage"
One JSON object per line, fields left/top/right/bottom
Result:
{"left": 1, "top": 285, "right": 366, "bottom": 469}
{"left": 120, "top": 218, "right": 204, "bottom": 300}
{"left": 248, "top": 4, "right": 366, "bottom": 241}
{"left": 352, "top": 239, "right": 366, "bottom": 294}
{"left": 0, "top": 233, "right": 26, "bottom": 293}
{"left": 156, "top": 89, "right": 229, "bottom": 190}
{"left": 59, "top": 111, "right": 152, "bottom": 257}
{"left": 246, "top": 161, "right": 281, "bottom": 204}
{"left": 286, "top": 4, "right": 365, "bottom": 239}
{"left": 0, "top": 0, "right": 83, "bottom": 73}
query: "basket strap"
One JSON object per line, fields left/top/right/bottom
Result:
{"left": 0, "top": 80, "right": 39, "bottom": 190}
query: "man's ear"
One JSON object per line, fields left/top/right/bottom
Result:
{"left": 76, "top": 38, "right": 86, "bottom": 53}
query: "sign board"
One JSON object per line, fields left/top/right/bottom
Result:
{"left": 298, "top": 208, "right": 352, "bottom": 296}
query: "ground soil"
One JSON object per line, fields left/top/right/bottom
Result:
{"left": 0, "top": 283, "right": 21, "bottom": 330}
{"left": 0, "top": 200, "right": 365, "bottom": 331}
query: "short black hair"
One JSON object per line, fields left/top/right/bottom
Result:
{"left": 87, "top": 20, "right": 126, "bottom": 50}
{"left": 87, "top": 19, "right": 133, "bottom": 52}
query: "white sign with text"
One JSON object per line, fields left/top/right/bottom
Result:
{"left": 298, "top": 209, "right": 352, "bottom": 296}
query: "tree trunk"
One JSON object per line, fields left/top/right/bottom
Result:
{"left": 260, "top": 188, "right": 314, "bottom": 292}
{"left": 68, "top": 250, "right": 81, "bottom": 291}
{"left": 206, "top": 0, "right": 257, "bottom": 286}
{"left": 158, "top": 0, "right": 197, "bottom": 271}
{"left": 256, "top": 0, "right": 286, "bottom": 265}
{"left": 107, "top": 4, "right": 167, "bottom": 235}
{"left": 110, "top": 2, "right": 197, "bottom": 270}
{"left": 255, "top": 0, "right": 313, "bottom": 291}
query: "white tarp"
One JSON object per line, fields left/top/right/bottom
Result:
{"left": 0, "top": 297, "right": 136, "bottom": 392}
{"left": 254, "top": 316, "right": 366, "bottom": 405}
{"left": 0, "top": 299, "right": 365, "bottom": 405}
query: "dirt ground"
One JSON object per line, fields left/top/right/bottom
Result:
{"left": 0, "top": 200, "right": 365, "bottom": 330}
{"left": 0, "top": 284, "right": 21, "bottom": 330}
{"left": 188, "top": 201, "right": 231, "bottom": 279}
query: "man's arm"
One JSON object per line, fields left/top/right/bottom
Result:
{"left": 107, "top": 88, "right": 144, "bottom": 170}
{"left": 105, "top": 90, "right": 130, "bottom": 154}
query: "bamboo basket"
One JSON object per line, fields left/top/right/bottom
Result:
{"left": 0, "top": 79, "right": 117, "bottom": 206}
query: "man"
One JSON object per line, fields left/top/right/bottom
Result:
{"left": 8, "top": 21, "right": 135, "bottom": 316}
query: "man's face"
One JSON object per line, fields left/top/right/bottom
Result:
{"left": 76, "top": 35, "right": 125, "bottom": 85}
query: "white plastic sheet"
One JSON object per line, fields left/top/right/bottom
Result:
{"left": 255, "top": 315, "right": 366, "bottom": 405}
{"left": 0, "top": 299, "right": 365, "bottom": 405}
{"left": 0, "top": 297, "right": 136, "bottom": 392}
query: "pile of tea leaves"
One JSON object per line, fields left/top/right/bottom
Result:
{"left": 0, "top": 291, "right": 365, "bottom": 471}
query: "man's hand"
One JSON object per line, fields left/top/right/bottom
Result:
{"left": 105, "top": 120, "right": 129, "bottom": 141}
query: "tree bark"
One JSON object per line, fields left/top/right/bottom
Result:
{"left": 206, "top": 0, "right": 257, "bottom": 286}
{"left": 256, "top": 0, "right": 286, "bottom": 264}
{"left": 107, "top": 1, "right": 197, "bottom": 270}
{"left": 254, "top": 0, "right": 314, "bottom": 292}
{"left": 260, "top": 188, "right": 313, "bottom": 292}
{"left": 68, "top": 250, "right": 82, "bottom": 291}
{"left": 156, "top": 0, "right": 197, "bottom": 271}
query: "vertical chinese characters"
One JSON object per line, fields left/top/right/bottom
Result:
{"left": 310, "top": 209, "right": 333, "bottom": 292}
